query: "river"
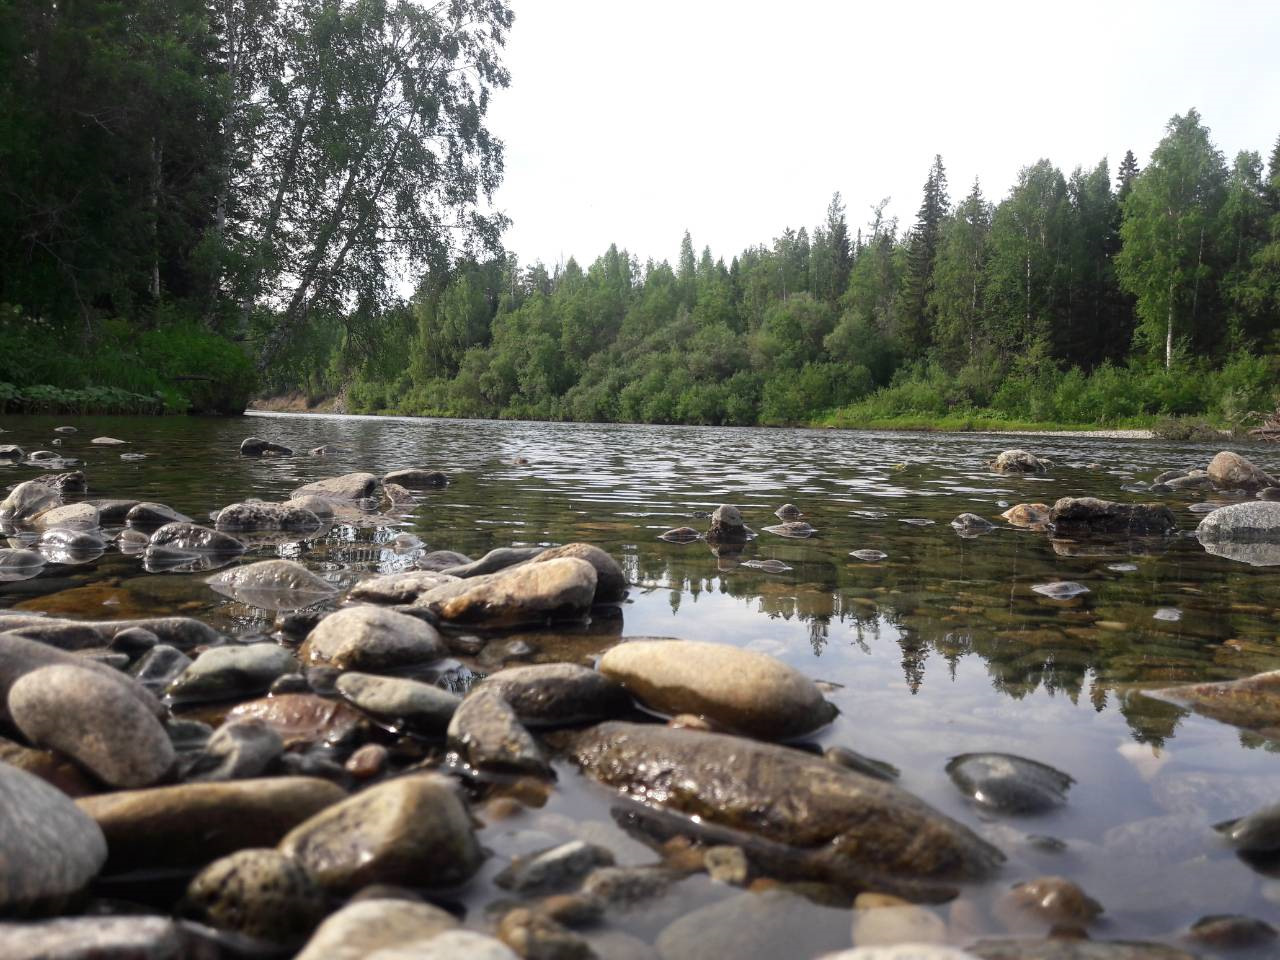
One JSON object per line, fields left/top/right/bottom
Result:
{"left": 2, "top": 410, "right": 1279, "bottom": 957}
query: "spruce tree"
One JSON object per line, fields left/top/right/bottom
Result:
{"left": 1116, "top": 150, "right": 1140, "bottom": 203}
{"left": 898, "top": 155, "right": 949, "bottom": 355}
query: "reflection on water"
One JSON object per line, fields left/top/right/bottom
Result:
{"left": 4, "top": 411, "right": 1280, "bottom": 949}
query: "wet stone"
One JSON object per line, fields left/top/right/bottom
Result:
{"left": 417, "top": 549, "right": 474, "bottom": 571}
{"left": 33, "top": 502, "right": 98, "bottom": 530}
{"left": 227, "top": 693, "right": 366, "bottom": 748}
{"left": 763, "top": 521, "right": 816, "bottom": 538}
{"left": 292, "top": 898, "right": 458, "bottom": 960}
{"left": 657, "top": 888, "right": 854, "bottom": 960}
{"left": 335, "top": 671, "right": 461, "bottom": 733}
{"left": 1143, "top": 671, "right": 1280, "bottom": 741}
{"left": 952, "top": 513, "right": 995, "bottom": 536}
{"left": 348, "top": 569, "right": 460, "bottom": 604}
{"left": 149, "top": 522, "right": 245, "bottom": 554}
{"left": 1050, "top": 497, "right": 1177, "bottom": 536}
{"left": 131, "top": 644, "right": 193, "bottom": 692}
{"left": 1258, "top": 486, "right": 1280, "bottom": 501}
{"left": 946, "top": 753, "right": 1074, "bottom": 815}
{"left": 1002, "top": 503, "right": 1051, "bottom": 527}
{"left": 824, "top": 745, "right": 899, "bottom": 781}
{"left": 279, "top": 773, "right": 483, "bottom": 893}
{"left": 126, "top": 502, "right": 192, "bottom": 529}
{"left": 283, "top": 494, "right": 335, "bottom": 521}
{"left": 495, "top": 840, "right": 616, "bottom": 895}
{"left": 0, "top": 916, "right": 196, "bottom": 960}
{"left": 1207, "top": 450, "right": 1278, "bottom": 491}
{"left": 184, "top": 848, "right": 325, "bottom": 942}
{"left": 292, "top": 472, "right": 379, "bottom": 501}
{"left": 707, "top": 504, "right": 750, "bottom": 541}
{"left": 214, "top": 501, "right": 321, "bottom": 532}
{"left": 498, "top": 907, "right": 593, "bottom": 960}
{"left": 967, "top": 940, "right": 1197, "bottom": 959}
{"left": 383, "top": 467, "right": 449, "bottom": 488}
{"left": 482, "top": 662, "right": 631, "bottom": 727}
{"left": 240, "top": 436, "right": 294, "bottom": 457}
{"left": 995, "top": 876, "right": 1103, "bottom": 929}
{"left": 659, "top": 527, "right": 701, "bottom": 543}
{"left": 1031, "top": 581, "right": 1090, "bottom": 600}
{"left": 206, "top": 559, "right": 338, "bottom": 611}
{"left": 167, "top": 642, "right": 298, "bottom": 702}
{"left": 1214, "top": 801, "right": 1280, "bottom": 853}
{"left": 741, "top": 559, "right": 792, "bottom": 572}
{"left": 531, "top": 543, "right": 628, "bottom": 602}
{"left": 851, "top": 901, "right": 946, "bottom": 947}
{"left": 443, "top": 546, "right": 545, "bottom": 578}
{"left": 775, "top": 503, "right": 804, "bottom": 520}
{"left": 301, "top": 605, "right": 446, "bottom": 670}
{"left": 183, "top": 719, "right": 285, "bottom": 782}
{"left": 849, "top": 549, "right": 888, "bottom": 562}
{"left": 580, "top": 865, "right": 679, "bottom": 908}
{"left": 990, "top": 449, "right": 1049, "bottom": 473}
{"left": 0, "top": 480, "right": 61, "bottom": 522}
{"left": 704, "top": 845, "right": 750, "bottom": 885}
{"left": 416, "top": 557, "right": 597, "bottom": 629}
{"left": 1187, "top": 914, "right": 1277, "bottom": 949}
{"left": 448, "top": 687, "right": 549, "bottom": 776}
{"left": 0, "top": 761, "right": 108, "bottom": 913}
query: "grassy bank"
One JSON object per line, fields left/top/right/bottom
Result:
{"left": 812, "top": 410, "right": 1158, "bottom": 433}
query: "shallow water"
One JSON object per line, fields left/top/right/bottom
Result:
{"left": 3, "top": 411, "right": 1280, "bottom": 954}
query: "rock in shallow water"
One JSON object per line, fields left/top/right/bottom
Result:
{"left": 348, "top": 569, "right": 459, "bottom": 604}
{"left": 183, "top": 719, "right": 284, "bottom": 782}
{"left": 1050, "top": 497, "right": 1177, "bottom": 536}
{"left": 279, "top": 773, "right": 482, "bottom": 893}
{"left": 568, "top": 722, "right": 1003, "bottom": 899}
{"left": 531, "top": 542, "right": 628, "bottom": 602}
{"left": 447, "top": 686, "right": 548, "bottom": 775}
{"left": 336, "top": 671, "right": 460, "bottom": 733}
{"left": 240, "top": 436, "right": 294, "bottom": 457}
{"left": 206, "top": 559, "right": 338, "bottom": 611}
{"left": 0, "top": 916, "right": 201, "bottom": 960}
{"left": 598, "top": 639, "right": 836, "bottom": 739}
{"left": 658, "top": 888, "right": 857, "bottom": 960}
{"left": 214, "top": 500, "right": 321, "bottom": 532}
{"left": 1001, "top": 503, "right": 1051, "bottom": 528}
{"left": 1141, "top": 670, "right": 1280, "bottom": 741}
{"left": 9, "top": 663, "right": 174, "bottom": 788}
{"left": 0, "top": 480, "right": 61, "bottom": 522}
{"left": 301, "top": 605, "right": 446, "bottom": 670}
{"left": 1031, "top": 581, "right": 1090, "bottom": 600}
{"left": 292, "top": 472, "right": 379, "bottom": 501}
{"left": 383, "top": 467, "right": 449, "bottom": 488}
{"left": 227, "top": 693, "right": 366, "bottom": 748}
{"left": 482, "top": 662, "right": 631, "bottom": 727}
{"left": 149, "top": 521, "right": 245, "bottom": 554}
{"left": 495, "top": 839, "right": 615, "bottom": 894}
{"left": 126, "top": 502, "right": 191, "bottom": 529}
{"left": 293, "top": 898, "right": 459, "bottom": 960}
{"left": 415, "top": 557, "right": 598, "bottom": 628}
{"left": 167, "top": 642, "right": 298, "bottom": 702}
{"left": 184, "top": 847, "right": 325, "bottom": 942}
{"left": 0, "top": 761, "right": 107, "bottom": 913}
{"left": 1206, "top": 450, "right": 1277, "bottom": 491}
{"left": 1213, "top": 801, "right": 1280, "bottom": 853}
{"left": 967, "top": 940, "right": 1197, "bottom": 959}
{"left": 990, "top": 449, "right": 1049, "bottom": 473}
{"left": 946, "top": 753, "right": 1073, "bottom": 815}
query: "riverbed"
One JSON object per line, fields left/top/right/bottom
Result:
{"left": 2, "top": 411, "right": 1279, "bottom": 958}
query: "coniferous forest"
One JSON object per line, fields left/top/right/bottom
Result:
{"left": 2, "top": 1, "right": 1278, "bottom": 427}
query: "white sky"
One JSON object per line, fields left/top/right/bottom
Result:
{"left": 486, "top": 0, "right": 1280, "bottom": 270}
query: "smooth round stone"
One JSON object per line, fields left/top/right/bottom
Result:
{"left": 0, "top": 480, "right": 61, "bottom": 522}
{"left": 1031, "top": 581, "right": 1090, "bottom": 600}
{"left": 852, "top": 902, "right": 947, "bottom": 946}
{"left": 819, "top": 948, "right": 980, "bottom": 960}
{"left": 215, "top": 501, "right": 321, "bottom": 532}
{"left": 530, "top": 543, "right": 628, "bottom": 602}
{"left": 301, "top": 606, "right": 446, "bottom": 670}
{"left": 994, "top": 875, "right": 1103, "bottom": 929}
{"left": 348, "top": 570, "right": 459, "bottom": 605}
{"left": 383, "top": 468, "right": 449, "bottom": 488}
{"left": 990, "top": 449, "right": 1049, "bottom": 473}
{"left": 497, "top": 908, "right": 592, "bottom": 960}
{"left": 10, "top": 664, "right": 174, "bottom": 788}
{"left": 850, "top": 549, "right": 888, "bottom": 562}
{"left": 597, "top": 638, "right": 836, "bottom": 739}
{"left": 0, "top": 548, "right": 44, "bottom": 579}
{"left": 440, "top": 546, "right": 545, "bottom": 578}
{"left": 1215, "top": 801, "right": 1280, "bottom": 853}
{"left": 966, "top": 940, "right": 1197, "bottom": 959}
{"left": 77, "top": 777, "right": 346, "bottom": 872}
{"left": 367, "top": 931, "right": 519, "bottom": 960}
{"left": 240, "top": 436, "right": 294, "bottom": 457}
{"left": 952, "top": 513, "right": 995, "bottom": 536}
{"left": 206, "top": 559, "right": 338, "bottom": 612}
{"left": 775, "top": 503, "right": 804, "bottom": 520}
{"left": 416, "top": 549, "right": 473, "bottom": 571}
{"left": 659, "top": 527, "right": 701, "bottom": 543}
{"left": 1187, "top": 914, "right": 1277, "bottom": 949}
{"left": 149, "top": 521, "right": 245, "bottom": 555}
{"left": 762, "top": 521, "right": 816, "bottom": 538}
{"left": 0, "top": 916, "right": 191, "bottom": 960}
{"left": 293, "top": 899, "right": 459, "bottom": 960}
{"left": 131, "top": 644, "right": 193, "bottom": 692}
{"left": 125, "top": 502, "right": 192, "bottom": 529}
{"left": 279, "top": 773, "right": 482, "bottom": 893}
{"left": 90, "top": 436, "right": 126, "bottom": 445}
{"left": 481, "top": 662, "right": 631, "bottom": 727}
{"left": 292, "top": 472, "right": 379, "bottom": 501}
{"left": 228, "top": 692, "right": 366, "bottom": 748}
{"left": 336, "top": 672, "right": 461, "bottom": 733}
{"left": 1153, "top": 607, "right": 1182, "bottom": 622}
{"left": 946, "top": 753, "right": 1074, "bottom": 815}
{"left": 1001, "top": 503, "right": 1051, "bottom": 527}
{"left": 183, "top": 719, "right": 285, "bottom": 782}
{"left": 657, "top": 888, "right": 853, "bottom": 960}
{"left": 447, "top": 687, "right": 548, "bottom": 775}
{"left": 1207, "top": 450, "right": 1277, "bottom": 491}
{"left": 282, "top": 494, "right": 335, "bottom": 521}
{"left": 0, "top": 761, "right": 107, "bottom": 912}
{"left": 168, "top": 642, "right": 298, "bottom": 702}
{"left": 494, "top": 840, "right": 616, "bottom": 894}
{"left": 415, "top": 558, "right": 597, "bottom": 629}
{"left": 185, "top": 848, "right": 325, "bottom": 942}
{"left": 33, "top": 502, "right": 99, "bottom": 531}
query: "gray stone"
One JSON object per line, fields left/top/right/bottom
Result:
{"left": 183, "top": 719, "right": 284, "bottom": 782}
{"left": 9, "top": 664, "right": 175, "bottom": 788}
{"left": 368, "top": 931, "right": 519, "bottom": 960}
{"left": 91, "top": 436, "right": 126, "bottom": 445}
{"left": 0, "top": 916, "right": 198, "bottom": 960}
{"left": 383, "top": 468, "right": 449, "bottom": 488}
{"left": 279, "top": 773, "right": 482, "bottom": 893}
{"left": 1050, "top": 497, "right": 1176, "bottom": 536}
{"left": 292, "top": 472, "right": 379, "bottom": 501}
{"left": 77, "top": 777, "right": 347, "bottom": 872}
{"left": 30, "top": 470, "right": 86, "bottom": 493}
{"left": 293, "top": 898, "right": 459, "bottom": 960}
{"left": 168, "top": 642, "right": 298, "bottom": 703}
{"left": 497, "top": 908, "right": 592, "bottom": 960}
{"left": 336, "top": 671, "right": 460, "bottom": 733}
{"left": 33, "top": 502, "right": 98, "bottom": 531}
{"left": 968, "top": 941, "right": 1196, "bottom": 960}
{"left": 447, "top": 687, "right": 549, "bottom": 775}
{"left": 206, "top": 559, "right": 338, "bottom": 611}
{"left": 1030, "top": 581, "right": 1090, "bottom": 600}
{"left": 301, "top": 605, "right": 446, "bottom": 670}
{"left": 495, "top": 840, "right": 615, "bottom": 894}
{"left": 580, "top": 865, "right": 679, "bottom": 908}
{"left": 946, "top": 753, "right": 1073, "bottom": 814}
{"left": 348, "top": 570, "right": 460, "bottom": 604}
{"left": 657, "top": 889, "right": 854, "bottom": 960}
{"left": 1196, "top": 500, "right": 1280, "bottom": 547}
{"left": 149, "top": 522, "right": 245, "bottom": 554}
{"left": 417, "top": 549, "right": 473, "bottom": 571}
{"left": 184, "top": 848, "right": 324, "bottom": 942}
{"left": 951, "top": 513, "right": 995, "bottom": 536}
{"left": 659, "top": 527, "right": 701, "bottom": 543}
{"left": 415, "top": 557, "right": 597, "bottom": 628}
{"left": 775, "top": 503, "right": 804, "bottom": 520}
{"left": 569, "top": 723, "right": 1003, "bottom": 900}
{"left": 819, "top": 949, "right": 980, "bottom": 960}
{"left": 308, "top": 444, "right": 350, "bottom": 457}
{"left": 707, "top": 504, "right": 748, "bottom": 541}
{"left": 481, "top": 662, "right": 630, "bottom": 727}
{"left": 1207, "top": 450, "right": 1277, "bottom": 491}
{"left": 282, "top": 494, "right": 335, "bottom": 521}
{"left": 1165, "top": 473, "right": 1214, "bottom": 490}
{"left": 37, "top": 528, "right": 104, "bottom": 554}
{"left": 597, "top": 638, "right": 835, "bottom": 739}
{"left": 0, "top": 548, "right": 44, "bottom": 577}
{"left": 531, "top": 543, "right": 628, "bottom": 602}
{"left": 0, "top": 480, "right": 61, "bottom": 522}
{"left": 0, "top": 614, "right": 221, "bottom": 652}
{"left": 1214, "top": 801, "right": 1280, "bottom": 853}
{"left": 215, "top": 501, "right": 322, "bottom": 532}
{"left": 989, "top": 449, "right": 1050, "bottom": 473}
{"left": 0, "top": 445, "right": 23, "bottom": 462}
{"left": 125, "top": 502, "right": 191, "bottom": 529}
{"left": 762, "top": 520, "right": 817, "bottom": 538}
{"left": 241, "top": 436, "right": 294, "bottom": 457}
{"left": 442, "top": 546, "right": 544, "bottom": 578}
{"left": 0, "top": 761, "right": 107, "bottom": 912}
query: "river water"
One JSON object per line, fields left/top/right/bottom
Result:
{"left": 3, "top": 411, "right": 1279, "bottom": 956}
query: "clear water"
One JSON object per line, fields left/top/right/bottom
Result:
{"left": 3, "top": 411, "right": 1279, "bottom": 954}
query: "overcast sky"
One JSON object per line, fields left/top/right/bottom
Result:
{"left": 485, "top": 0, "right": 1280, "bottom": 271}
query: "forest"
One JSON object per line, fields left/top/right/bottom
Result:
{"left": 2, "top": 0, "right": 1278, "bottom": 427}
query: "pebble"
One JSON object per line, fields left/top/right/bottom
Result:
{"left": 659, "top": 526, "right": 701, "bottom": 542}
{"left": 90, "top": 436, "right": 127, "bottom": 445}
{"left": 292, "top": 898, "right": 459, "bottom": 960}
{"left": 1214, "top": 801, "right": 1280, "bottom": 853}
{"left": 383, "top": 467, "right": 449, "bottom": 488}
{"left": 952, "top": 513, "right": 995, "bottom": 536}
{"left": 227, "top": 693, "right": 366, "bottom": 747}
{"left": 481, "top": 662, "right": 631, "bottom": 727}
{"left": 126, "top": 502, "right": 192, "bottom": 528}
{"left": 417, "top": 548, "right": 473, "bottom": 571}
{"left": 183, "top": 719, "right": 285, "bottom": 782}
{"left": 448, "top": 687, "right": 549, "bottom": 775}
{"left": 763, "top": 521, "right": 817, "bottom": 538}
{"left": 206, "top": 559, "right": 338, "bottom": 611}
{"left": 852, "top": 902, "right": 947, "bottom": 946}
{"left": 415, "top": 557, "right": 598, "bottom": 628}
{"left": 279, "top": 773, "right": 483, "bottom": 893}
{"left": 184, "top": 847, "right": 325, "bottom": 942}
{"left": 10, "top": 663, "right": 174, "bottom": 787}
{"left": 704, "top": 845, "right": 750, "bottom": 885}
{"left": 1153, "top": 607, "right": 1182, "bottom": 622}
{"left": 1187, "top": 914, "right": 1277, "bottom": 949}
{"left": 167, "top": 642, "right": 298, "bottom": 702}
{"left": 498, "top": 907, "right": 592, "bottom": 960}
{"left": 850, "top": 550, "right": 888, "bottom": 562}
{"left": 994, "top": 875, "right": 1103, "bottom": 929}
{"left": 824, "top": 745, "right": 900, "bottom": 781}
{"left": 149, "top": 521, "right": 245, "bottom": 554}
{"left": 336, "top": 671, "right": 461, "bottom": 733}
{"left": 33, "top": 502, "right": 99, "bottom": 530}
{"left": 301, "top": 605, "right": 446, "bottom": 670}
{"left": 495, "top": 840, "right": 616, "bottom": 894}
{"left": 131, "top": 644, "right": 193, "bottom": 692}
{"left": 345, "top": 743, "right": 389, "bottom": 779}
{"left": 348, "top": 570, "right": 460, "bottom": 604}
{"left": 1031, "top": 581, "right": 1090, "bottom": 600}
{"left": 0, "top": 917, "right": 196, "bottom": 960}
{"left": 291, "top": 472, "right": 379, "bottom": 501}
{"left": 657, "top": 888, "right": 854, "bottom": 960}
{"left": 945, "top": 753, "right": 1074, "bottom": 815}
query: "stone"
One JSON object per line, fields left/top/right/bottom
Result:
{"left": 1165, "top": 473, "right": 1213, "bottom": 490}
{"left": 37, "top": 527, "right": 104, "bottom": 554}
{"left": 227, "top": 693, "right": 367, "bottom": 748}
{"left": 1001, "top": 503, "right": 1051, "bottom": 527}
{"left": 348, "top": 570, "right": 460, "bottom": 604}
{"left": 0, "top": 761, "right": 107, "bottom": 912}
{"left": 1259, "top": 486, "right": 1280, "bottom": 501}
{"left": 90, "top": 436, "right": 126, "bottom": 445}
{"left": 741, "top": 559, "right": 792, "bottom": 572}
{"left": 946, "top": 753, "right": 1073, "bottom": 815}
{"left": 9, "top": 664, "right": 174, "bottom": 788}
{"left": 183, "top": 719, "right": 284, "bottom": 781}
{"left": 570, "top": 723, "right": 1003, "bottom": 900}
{"left": 968, "top": 941, "right": 1196, "bottom": 959}
{"left": 336, "top": 671, "right": 461, "bottom": 733}
{"left": 657, "top": 888, "right": 854, "bottom": 960}
{"left": 0, "top": 917, "right": 200, "bottom": 960}
{"left": 0, "top": 480, "right": 61, "bottom": 522}
{"left": 383, "top": 467, "right": 449, "bottom": 488}
{"left": 382, "top": 483, "right": 414, "bottom": 503}
{"left": 1049, "top": 498, "right": 1177, "bottom": 536}
{"left": 78, "top": 777, "right": 346, "bottom": 872}
{"left": 763, "top": 520, "right": 817, "bottom": 538}
{"left": 293, "top": 898, "right": 459, "bottom": 960}
{"left": 149, "top": 522, "right": 245, "bottom": 554}
{"left": 775, "top": 503, "right": 804, "bottom": 520}
{"left": 0, "top": 548, "right": 44, "bottom": 578}
{"left": 952, "top": 513, "right": 995, "bottom": 537}
{"left": 126, "top": 502, "right": 192, "bottom": 529}
{"left": 1207, "top": 450, "right": 1278, "bottom": 491}
{"left": 443, "top": 546, "right": 545, "bottom": 578}
{"left": 498, "top": 908, "right": 593, "bottom": 960}
{"left": 994, "top": 876, "right": 1103, "bottom": 929}
{"left": 417, "top": 549, "right": 473, "bottom": 571}
{"left": 0, "top": 444, "right": 24, "bottom": 461}
{"left": 849, "top": 549, "right": 888, "bottom": 562}
{"left": 704, "top": 845, "right": 750, "bottom": 885}
{"left": 1187, "top": 914, "right": 1277, "bottom": 949}
{"left": 481, "top": 662, "right": 630, "bottom": 727}
{"left": 1213, "top": 801, "right": 1280, "bottom": 853}
{"left": 707, "top": 504, "right": 749, "bottom": 541}
{"left": 1031, "top": 581, "right": 1090, "bottom": 600}
{"left": 308, "top": 444, "right": 349, "bottom": 456}
{"left": 167, "top": 642, "right": 298, "bottom": 702}
{"left": 597, "top": 638, "right": 836, "bottom": 739}
{"left": 659, "top": 527, "right": 701, "bottom": 543}
{"left": 495, "top": 840, "right": 616, "bottom": 894}
{"left": 852, "top": 902, "right": 947, "bottom": 946}
{"left": 580, "top": 865, "right": 679, "bottom": 908}
{"left": 279, "top": 773, "right": 483, "bottom": 893}
{"left": 448, "top": 687, "right": 549, "bottom": 775}
{"left": 531, "top": 543, "right": 628, "bottom": 602}
{"left": 0, "top": 614, "right": 221, "bottom": 651}
{"left": 415, "top": 557, "right": 598, "bottom": 628}
{"left": 206, "top": 559, "right": 338, "bottom": 611}
{"left": 215, "top": 501, "right": 322, "bottom": 532}
{"left": 283, "top": 494, "right": 335, "bottom": 521}
{"left": 819, "top": 950, "right": 979, "bottom": 960}
{"left": 368, "top": 931, "right": 519, "bottom": 960}
{"left": 30, "top": 470, "right": 86, "bottom": 493}
{"left": 184, "top": 848, "right": 325, "bottom": 942}
{"left": 292, "top": 472, "right": 379, "bottom": 501}
{"left": 346, "top": 743, "right": 388, "bottom": 779}
{"left": 989, "top": 449, "right": 1050, "bottom": 473}
{"left": 1142, "top": 670, "right": 1280, "bottom": 741}
{"left": 0, "top": 736, "right": 95, "bottom": 797}
{"left": 301, "top": 605, "right": 446, "bottom": 670}
{"left": 1196, "top": 499, "right": 1280, "bottom": 548}
{"left": 33, "top": 502, "right": 99, "bottom": 530}
{"left": 824, "top": 746, "right": 900, "bottom": 782}
{"left": 241, "top": 436, "right": 294, "bottom": 457}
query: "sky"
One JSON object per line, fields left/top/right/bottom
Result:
{"left": 484, "top": 0, "right": 1280, "bottom": 271}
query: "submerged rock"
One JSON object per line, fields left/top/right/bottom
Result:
{"left": 207, "top": 559, "right": 338, "bottom": 611}
{"left": 1206, "top": 450, "right": 1278, "bottom": 491}
{"left": 1031, "top": 581, "right": 1090, "bottom": 600}
{"left": 849, "top": 549, "right": 888, "bottom": 562}
{"left": 301, "top": 605, "right": 445, "bottom": 670}
{"left": 995, "top": 875, "right": 1104, "bottom": 929}
{"left": 183, "top": 719, "right": 285, "bottom": 782}
{"left": 0, "top": 548, "right": 44, "bottom": 580}
{"left": 946, "top": 753, "right": 1074, "bottom": 814}
{"left": 0, "top": 761, "right": 108, "bottom": 913}
{"left": 415, "top": 557, "right": 598, "bottom": 628}
{"left": 0, "top": 917, "right": 199, "bottom": 960}
{"left": 1187, "top": 914, "right": 1278, "bottom": 949}
{"left": 1001, "top": 503, "right": 1051, "bottom": 527}
{"left": 1142, "top": 670, "right": 1280, "bottom": 741}
{"left": 775, "top": 503, "right": 804, "bottom": 520}
{"left": 763, "top": 520, "right": 816, "bottom": 538}
{"left": 292, "top": 472, "right": 379, "bottom": 501}
{"left": 531, "top": 542, "right": 628, "bottom": 602}
{"left": 215, "top": 501, "right": 322, "bottom": 532}
{"left": 660, "top": 526, "right": 701, "bottom": 543}
{"left": 741, "top": 558, "right": 793, "bottom": 572}
{"left": 150, "top": 521, "right": 245, "bottom": 554}
{"left": 442, "top": 546, "right": 544, "bottom": 578}
{"left": 495, "top": 840, "right": 615, "bottom": 895}
{"left": 32, "top": 502, "right": 98, "bottom": 530}
{"left": 659, "top": 888, "right": 854, "bottom": 960}
{"left": 126, "top": 501, "right": 192, "bottom": 528}
{"left": 990, "top": 449, "right": 1050, "bottom": 473}
{"left": 967, "top": 940, "right": 1196, "bottom": 959}
{"left": 569, "top": 722, "right": 1004, "bottom": 899}
{"left": 598, "top": 638, "right": 836, "bottom": 739}
{"left": 707, "top": 504, "right": 751, "bottom": 541}
{"left": 1195, "top": 500, "right": 1280, "bottom": 567}
{"left": 417, "top": 549, "right": 473, "bottom": 571}
{"left": 952, "top": 513, "right": 995, "bottom": 536}
{"left": 383, "top": 467, "right": 449, "bottom": 488}
{"left": 282, "top": 494, "right": 335, "bottom": 521}
{"left": 1050, "top": 497, "right": 1177, "bottom": 536}
{"left": 241, "top": 436, "right": 294, "bottom": 457}
{"left": 227, "top": 693, "right": 366, "bottom": 748}
{"left": 1213, "top": 802, "right": 1280, "bottom": 853}
{"left": 0, "top": 444, "right": 24, "bottom": 461}
{"left": 279, "top": 773, "right": 482, "bottom": 893}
